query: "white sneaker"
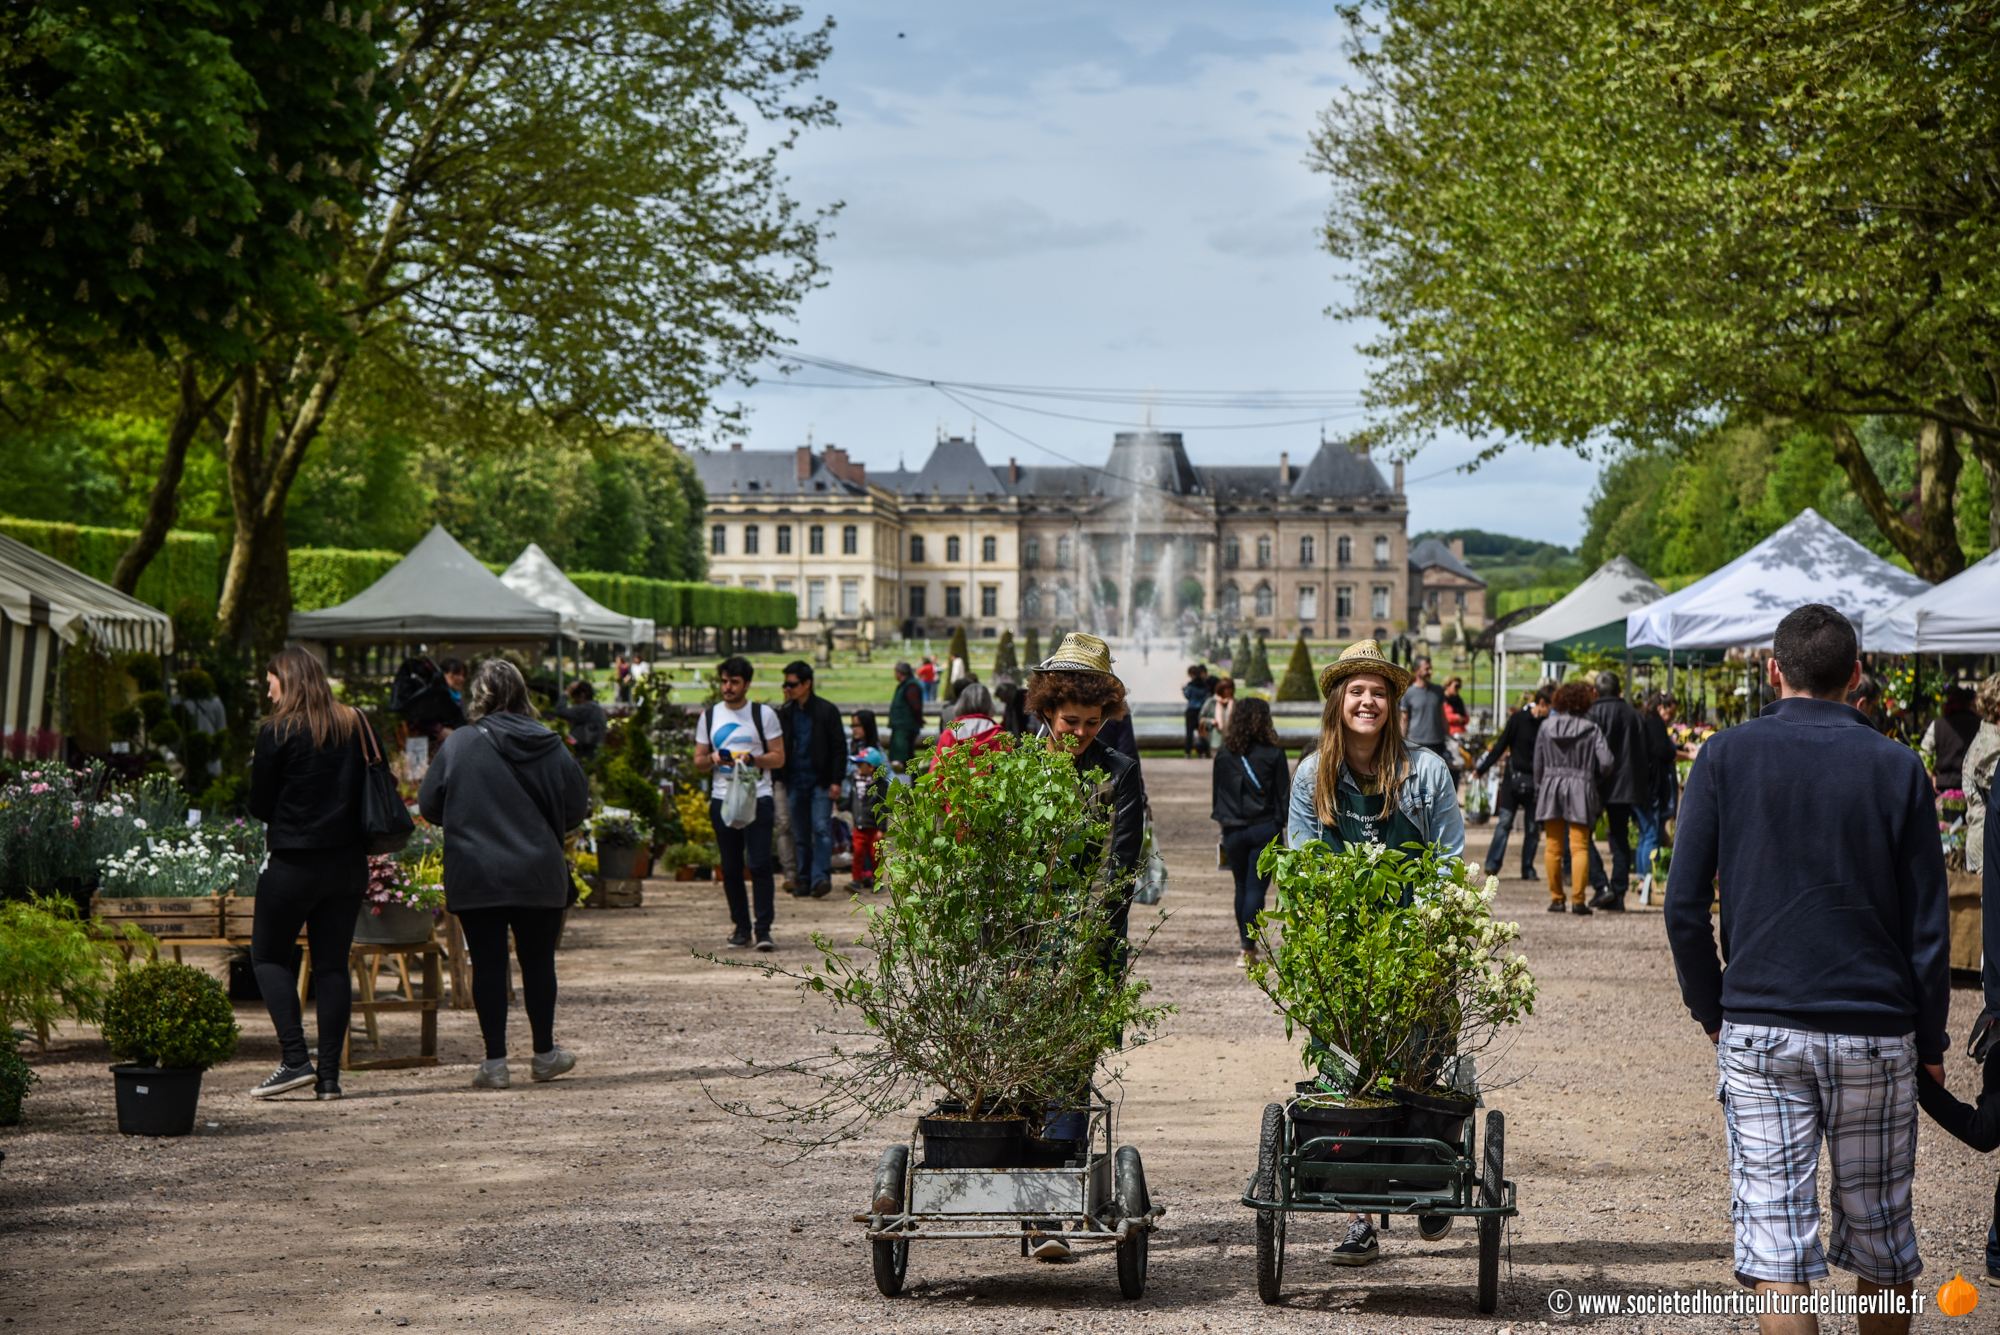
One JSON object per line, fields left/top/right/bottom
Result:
{"left": 472, "top": 1058, "right": 510, "bottom": 1090}
{"left": 1030, "top": 1237, "right": 1072, "bottom": 1261}
{"left": 530, "top": 1046, "right": 576, "bottom": 1083}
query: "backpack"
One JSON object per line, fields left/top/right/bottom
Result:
{"left": 702, "top": 701, "right": 772, "bottom": 758}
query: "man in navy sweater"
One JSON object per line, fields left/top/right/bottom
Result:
{"left": 1666, "top": 604, "right": 1949, "bottom": 1335}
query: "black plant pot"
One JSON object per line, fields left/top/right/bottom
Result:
{"left": 1291, "top": 1092, "right": 1403, "bottom": 1197}
{"left": 598, "top": 841, "right": 641, "bottom": 880}
{"left": 1388, "top": 1086, "right": 1475, "bottom": 1186}
{"left": 110, "top": 1065, "right": 204, "bottom": 1137}
{"left": 917, "top": 1105, "right": 1029, "bottom": 1169}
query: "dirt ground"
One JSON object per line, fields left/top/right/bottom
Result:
{"left": 2, "top": 757, "right": 1994, "bottom": 1334}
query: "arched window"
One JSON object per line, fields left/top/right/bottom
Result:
{"left": 1254, "top": 584, "right": 1274, "bottom": 617}
{"left": 1055, "top": 584, "right": 1075, "bottom": 618}
{"left": 1337, "top": 535, "right": 1353, "bottom": 565}
{"left": 1056, "top": 535, "right": 1073, "bottom": 567}
{"left": 1256, "top": 536, "right": 1273, "bottom": 568}
{"left": 1023, "top": 585, "right": 1043, "bottom": 619}
{"left": 1221, "top": 584, "right": 1241, "bottom": 619}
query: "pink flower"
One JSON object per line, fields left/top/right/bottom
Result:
{"left": 29, "top": 783, "right": 48, "bottom": 794}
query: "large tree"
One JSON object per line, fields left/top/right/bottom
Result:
{"left": 208, "top": 0, "right": 834, "bottom": 653}
{"left": 1313, "top": 0, "right": 2000, "bottom": 580}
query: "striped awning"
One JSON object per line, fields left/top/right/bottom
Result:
{"left": 0, "top": 610, "right": 58, "bottom": 738}
{"left": 0, "top": 532, "right": 174, "bottom": 657}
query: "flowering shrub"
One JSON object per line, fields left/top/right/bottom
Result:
{"left": 0, "top": 764, "right": 101, "bottom": 889}
{"left": 365, "top": 852, "right": 444, "bottom": 915}
{"left": 1251, "top": 841, "right": 1536, "bottom": 1097}
{"left": 98, "top": 831, "right": 249, "bottom": 899}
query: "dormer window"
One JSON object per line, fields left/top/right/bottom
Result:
{"left": 815, "top": 481, "right": 827, "bottom": 491}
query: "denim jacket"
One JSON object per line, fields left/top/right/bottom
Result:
{"left": 1286, "top": 744, "right": 1465, "bottom": 862}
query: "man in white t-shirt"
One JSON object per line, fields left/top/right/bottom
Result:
{"left": 694, "top": 655, "right": 786, "bottom": 951}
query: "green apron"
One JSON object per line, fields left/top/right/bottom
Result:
{"left": 1324, "top": 779, "right": 1427, "bottom": 857}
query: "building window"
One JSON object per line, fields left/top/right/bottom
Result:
{"left": 1372, "top": 585, "right": 1391, "bottom": 619}
{"left": 1139, "top": 537, "right": 1155, "bottom": 564}
{"left": 742, "top": 577, "right": 762, "bottom": 590}
{"left": 1256, "top": 536, "right": 1272, "bottom": 568}
{"left": 777, "top": 525, "right": 792, "bottom": 555}
{"left": 710, "top": 524, "right": 726, "bottom": 555}
{"left": 1024, "top": 584, "right": 1043, "bottom": 619}
{"left": 841, "top": 578, "right": 860, "bottom": 616}
{"left": 842, "top": 524, "right": 858, "bottom": 555}
{"left": 1055, "top": 584, "right": 1075, "bottom": 618}
{"left": 908, "top": 585, "right": 927, "bottom": 618}
{"left": 982, "top": 535, "right": 998, "bottom": 563}
{"left": 774, "top": 577, "right": 795, "bottom": 595}
{"left": 946, "top": 535, "right": 961, "bottom": 563}
{"left": 1056, "top": 535, "right": 1073, "bottom": 568}
{"left": 1373, "top": 535, "right": 1391, "bottom": 566}
{"left": 1336, "top": 585, "right": 1354, "bottom": 619}
{"left": 809, "top": 524, "right": 825, "bottom": 555}
{"left": 807, "top": 578, "right": 827, "bottom": 618}
{"left": 945, "top": 585, "right": 963, "bottom": 618}
{"left": 1455, "top": 590, "right": 1466, "bottom": 611}
{"left": 1300, "top": 535, "right": 1315, "bottom": 565}
{"left": 1184, "top": 538, "right": 1201, "bottom": 567}
{"left": 743, "top": 524, "right": 759, "bottom": 555}
{"left": 910, "top": 534, "right": 925, "bottom": 563}
{"left": 1221, "top": 584, "right": 1241, "bottom": 619}
{"left": 1254, "top": 584, "right": 1274, "bottom": 617}
{"left": 1337, "top": 535, "right": 1352, "bottom": 566}
{"left": 980, "top": 585, "right": 998, "bottom": 617}
{"left": 1299, "top": 586, "right": 1318, "bottom": 620}
{"left": 1023, "top": 537, "right": 1041, "bottom": 567}
{"left": 1224, "top": 537, "right": 1240, "bottom": 569}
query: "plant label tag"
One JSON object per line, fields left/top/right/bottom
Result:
{"left": 136, "top": 1086, "right": 149, "bottom": 1094}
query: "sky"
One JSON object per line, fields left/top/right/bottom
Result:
{"left": 727, "top": 1, "right": 1603, "bottom": 547}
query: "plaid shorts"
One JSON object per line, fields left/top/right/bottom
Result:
{"left": 1717, "top": 1022, "right": 1921, "bottom": 1286}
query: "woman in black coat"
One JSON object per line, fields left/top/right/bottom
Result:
{"left": 419, "top": 659, "right": 590, "bottom": 1090}
{"left": 246, "top": 648, "right": 381, "bottom": 1101}
{"left": 1211, "top": 697, "right": 1290, "bottom": 967}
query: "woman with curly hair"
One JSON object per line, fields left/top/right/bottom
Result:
{"left": 1533, "top": 678, "right": 1614, "bottom": 915}
{"left": 1023, "top": 635, "right": 1148, "bottom": 919}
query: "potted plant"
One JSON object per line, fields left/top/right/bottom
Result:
{"left": 101, "top": 960, "right": 240, "bottom": 1136}
{"left": 93, "top": 825, "right": 249, "bottom": 939}
{"left": 592, "top": 812, "right": 644, "bottom": 880}
{"left": 0, "top": 1025, "right": 38, "bottom": 1126}
{"left": 1250, "top": 842, "right": 1536, "bottom": 1176}
{"left": 710, "top": 739, "right": 1170, "bottom": 1161}
{"left": 358, "top": 851, "right": 443, "bottom": 944}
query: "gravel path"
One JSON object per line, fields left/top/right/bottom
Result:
{"left": 2, "top": 757, "right": 1992, "bottom": 1333}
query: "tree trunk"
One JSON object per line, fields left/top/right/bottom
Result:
{"left": 1827, "top": 416, "right": 1965, "bottom": 582}
{"left": 111, "top": 361, "right": 228, "bottom": 595}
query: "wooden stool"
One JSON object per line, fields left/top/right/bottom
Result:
{"left": 295, "top": 939, "right": 442, "bottom": 1070}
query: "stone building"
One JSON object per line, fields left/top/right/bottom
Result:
{"left": 692, "top": 429, "right": 1413, "bottom": 643}
{"left": 1407, "top": 536, "right": 1489, "bottom": 637}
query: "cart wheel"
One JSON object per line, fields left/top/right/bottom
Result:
{"left": 1477, "top": 1110, "right": 1504, "bottom": 1314}
{"left": 870, "top": 1144, "right": 910, "bottom": 1297}
{"left": 1254, "top": 1102, "right": 1286, "bottom": 1305}
{"left": 1115, "top": 1145, "right": 1150, "bottom": 1299}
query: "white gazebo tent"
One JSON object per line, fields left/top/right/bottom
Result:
{"left": 1870, "top": 549, "right": 2000, "bottom": 653}
{"left": 0, "top": 532, "right": 175, "bottom": 740}
{"left": 499, "top": 543, "right": 654, "bottom": 646}
{"left": 1626, "top": 508, "right": 1930, "bottom": 652}
{"left": 1489, "top": 555, "right": 1667, "bottom": 706}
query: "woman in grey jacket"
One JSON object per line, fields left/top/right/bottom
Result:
{"left": 1533, "top": 679, "right": 1615, "bottom": 915}
{"left": 419, "top": 659, "right": 590, "bottom": 1089}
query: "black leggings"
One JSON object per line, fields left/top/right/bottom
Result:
{"left": 251, "top": 845, "right": 367, "bottom": 1075}
{"left": 456, "top": 906, "right": 564, "bottom": 1060}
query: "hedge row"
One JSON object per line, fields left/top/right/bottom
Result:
{"left": 570, "top": 571, "right": 797, "bottom": 629}
{"left": 289, "top": 548, "right": 405, "bottom": 611}
{"left": 0, "top": 518, "right": 219, "bottom": 613}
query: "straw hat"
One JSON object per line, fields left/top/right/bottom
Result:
{"left": 1317, "top": 639, "right": 1411, "bottom": 700}
{"left": 1034, "top": 631, "right": 1117, "bottom": 675}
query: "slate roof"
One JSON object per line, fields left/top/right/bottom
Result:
{"left": 690, "top": 447, "right": 867, "bottom": 498}
{"left": 1288, "top": 443, "right": 1395, "bottom": 499}
{"left": 1408, "top": 536, "right": 1486, "bottom": 584}
{"left": 907, "top": 437, "right": 1010, "bottom": 497}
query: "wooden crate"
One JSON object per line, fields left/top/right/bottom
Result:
{"left": 91, "top": 896, "right": 222, "bottom": 939}
{"left": 222, "top": 894, "right": 257, "bottom": 939}
{"left": 1950, "top": 871, "right": 1982, "bottom": 973}
{"left": 590, "top": 878, "right": 644, "bottom": 909}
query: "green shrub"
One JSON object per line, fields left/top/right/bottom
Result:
{"left": 101, "top": 962, "right": 240, "bottom": 1069}
{"left": 288, "top": 548, "right": 404, "bottom": 611}
{"left": 600, "top": 755, "right": 662, "bottom": 826}
{"left": 993, "top": 630, "right": 1018, "bottom": 677}
{"left": 0, "top": 1025, "right": 36, "bottom": 1126}
{"left": 0, "top": 898, "right": 142, "bottom": 1048}
{"left": 1274, "top": 632, "right": 1320, "bottom": 701}
{"left": 947, "top": 624, "right": 969, "bottom": 669}
{"left": 1023, "top": 627, "right": 1041, "bottom": 668}
{"left": 0, "top": 518, "right": 219, "bottom": 614}
{"left": 1247, "top": 632, "right": 1274, "bottom": 688}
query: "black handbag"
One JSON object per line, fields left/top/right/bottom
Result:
{"left": 358, "top": 714, "right": 415, "bottom": 855}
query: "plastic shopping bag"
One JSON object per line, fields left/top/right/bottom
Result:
{"left": 721, "top": 761, "right": 757, "bottom": 829}
{"left": 1133, "top": 820, "right": 1168, "bottom": 905}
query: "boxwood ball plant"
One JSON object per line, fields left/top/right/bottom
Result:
{"left": 708, "top": 735, "right": 1171, "bottom": 1151}
{"left": 101, "top": 962, "right": 240, "bottom": 1070}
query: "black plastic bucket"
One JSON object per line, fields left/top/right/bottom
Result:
{"left": 1291, "top": 1094, "right": 1402, "bottom": 1197}
{"left": 110, "top": 1065, "right": 204, "bottom": 1137}
{"left": 1389, "top": 1086, "right": 1474, "bottom": 1185}
{"left": 917, "top": 1108, "right": 1028, "bottom": 1169}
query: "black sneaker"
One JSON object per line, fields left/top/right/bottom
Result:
{"left": 1546, "top": 900, "right": 1567, "bottom": 913}
{"left": 249, "top": 1062, "right": 317, "bottom": 1099}
{"left": 1329, "top": 1216, "right": 1380, "bottom": 1266}
{"left": 315, "top": 1078, "right": 343, "bottom": 1101}
{"left": 1570, "top": 902, "right": 1593, "bottom": 916}
{"left": 1417, "top": 1214, "right": 1453, "bottom": 1241}
{"left": 754, "top": 934, "right": 775, "bottom": 952}
{"left": 726, "top": 929, "right": 752, "bottom": 949}
{"left": 1587, "top": 887, "right": 1613, "bottom": 909}
{"left": 810, "top": 879, "right": 832, "bottom": 899}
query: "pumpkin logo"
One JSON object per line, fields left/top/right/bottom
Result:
{"left": 1936, "top": 1272, "right": 1979, "bottom": 1317}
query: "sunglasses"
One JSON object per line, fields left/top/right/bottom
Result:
{"left": 782, "top": 679, "right": 804, "bottom": 690}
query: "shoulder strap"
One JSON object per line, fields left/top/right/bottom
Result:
{"left": 1239, "top": 755, "right": 1262, "bottom": 790}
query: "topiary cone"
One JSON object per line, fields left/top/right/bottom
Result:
{"left": 947, "top": 624, "right": 969, "bottom": 669}
{"left": 1236, "top": 632, "right": 1253, "bottom": 677}
{"left": 993, "top": 629, "right": 1017, "bottom": 677}
{"left": 1274, "top": 631, "right": 1320, "bottom": 701}
{"left": 1248, "top": 632, "right": 1274, "bottom": 688}
{"left": 1024, "top": 627, "right": 1041, "bottom": 669}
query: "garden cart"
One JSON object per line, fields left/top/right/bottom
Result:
{"left": 856, "top": 1093, "right": 1165, "bottom": 1299}
{"left": 1240, "top": 1089, "right": 1515, "bottom": 1311}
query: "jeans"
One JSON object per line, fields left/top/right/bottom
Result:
{"left": 1601, "top": 802, "right": 1636, "bottom": 891}
{"left": 251, "top": 844, "right": 367, "bottom": 1075}
{"left": 710, "top": 795, "right": 776, "bottom": 936}
{"left": 922, "top": 679, "right": 937, "bottom": 702}
{"left": 1223, "top": 821, "right": 1279, "bottom": 950}
{"left": 1633, "top": 802, "right": 1665, "bottom": 884}
{"left": 1483, "top": 779, "right": 1536, "bottom": 878}
{"left": 787, "top": 782, "right": 834, "bottom": 887}
{"left": 456, "top": 905, "right": 562, "bottom": 1060}
{"left": 771, "top": 780, "right": 797, "bottom": 890}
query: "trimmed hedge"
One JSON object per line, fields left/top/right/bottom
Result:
{"left": 0, "top": 518, "right": 219, "bottom": 613}
{"left": 289, "top": 548, "right": 404, "bottom": 611}
{"left": 571, "top": 571, "right": 795, "bottom": 629}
